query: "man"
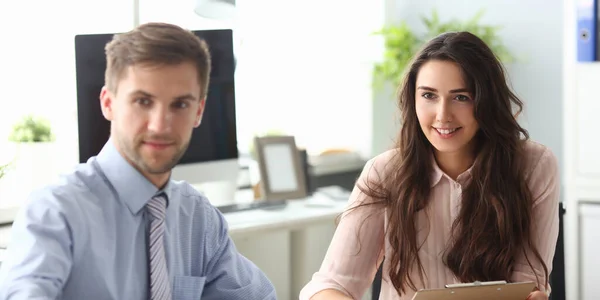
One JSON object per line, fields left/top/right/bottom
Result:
{"left": 0, "top": 22, "right": 276, "bottom": 299}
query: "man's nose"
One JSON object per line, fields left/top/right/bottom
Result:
{"left": 147, "top": 107, "right": 172, "bottom": 133}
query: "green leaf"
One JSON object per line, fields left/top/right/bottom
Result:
{"left": 372, "top": 8, "right": 515, "bottom": 93}
{"left": 0, "top": 160, "right": 13, "bottom": 180}
{"left": 8, "top": 115, "right": 55, "bottom": 143}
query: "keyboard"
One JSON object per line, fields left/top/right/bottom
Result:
{"left": 216, "top": 200, "right": 288, "bottom": 214}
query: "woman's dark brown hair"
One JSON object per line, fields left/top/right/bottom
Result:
{"left": 360, "top": 31, "right": 548, "bottom": 295}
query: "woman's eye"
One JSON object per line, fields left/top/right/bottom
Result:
{"left": 455, "top": 94, "right": 470, "bottom": 101}
{"left": 422, "top": 92, "right": 435, "bottom": 99}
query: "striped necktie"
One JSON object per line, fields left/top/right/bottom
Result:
{"left": 147, "top": 193, "right": 172, "bottom": 300}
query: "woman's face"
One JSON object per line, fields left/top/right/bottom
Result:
{"left": 415, "top": 60, "right": 479, "bottom": 156}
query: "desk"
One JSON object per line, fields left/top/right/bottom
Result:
{"left": 226, "top": 197, "right": 346, "bottom": 235}
{"left": 224, "top": 196, "right": 347, "bottom": 300}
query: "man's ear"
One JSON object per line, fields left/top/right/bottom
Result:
{"left": 194, "top": 98, "right": 206, "bottom": 128}
{"left": 100, "top": 86, "right": 114, "bottom": 121}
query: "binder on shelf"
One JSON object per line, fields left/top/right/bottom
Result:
{"left": 577, "top": 0, "right": 598, "bottom": 62}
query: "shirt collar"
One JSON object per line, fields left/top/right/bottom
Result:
{"left": 429, "top": 152, "right": 473, "bottom": 187}
{"left": 430, "top": 154, "right": 444, "bottom": 187}
{"left": 95, "top": 138, "right": 175, "bottom": 215}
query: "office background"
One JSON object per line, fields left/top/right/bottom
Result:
{"left": 1, "top": 0, "right": 598, "bottom": 299}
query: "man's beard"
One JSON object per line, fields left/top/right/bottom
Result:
{"left": 118, "top": 133, "right": 189, "bottom": 175}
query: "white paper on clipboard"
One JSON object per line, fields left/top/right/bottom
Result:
{"left": 411, "top": 280, "right": 536, "bottom": 300}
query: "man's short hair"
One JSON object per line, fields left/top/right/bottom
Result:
{"left": 104, "top": 22, "right": 211, "bottom": 97}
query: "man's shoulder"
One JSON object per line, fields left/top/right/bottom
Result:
{"left": 171, "top": 181, "right": 210, "bottom": 204}
{"left": 26, "top": 160, "right": 104, "bottom": 211}
{"left": 169, "top": 181, "right": 229, "bottom": 241}
{"left": 170, "top": 180, "right": 220, "bottom": 216}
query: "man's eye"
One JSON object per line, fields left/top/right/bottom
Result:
{"left": 175, "top": 101, "right": 189, "bottom": 109}
{"left": 136, "top": 98, "right": 151, "bottom": 105}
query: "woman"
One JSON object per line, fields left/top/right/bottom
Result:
{"left": 299, "top": 32, "right": 559, "bottom": 300}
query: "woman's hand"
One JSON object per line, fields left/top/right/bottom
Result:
{"left": 526, "top": 291, "right": 548, "bottom": 300}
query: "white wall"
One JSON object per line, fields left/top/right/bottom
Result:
{"left": 374, "top": 0, "right": 564, "bottom": 180}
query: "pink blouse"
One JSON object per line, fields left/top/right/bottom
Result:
{"left": 300, "top": 140, "right": 560, "bottom": 300}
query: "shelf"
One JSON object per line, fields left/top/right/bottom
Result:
{"left": 573, "top": 65, "right": 600, "bottom": 176}
{"left": 574, "top": 61, "right": 600, "bottom": 66}
{"left": 574, "top": 177, "right": 600, "bottom": 202}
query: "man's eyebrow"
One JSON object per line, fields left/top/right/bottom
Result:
{"left": 128, "top": 91, "right": 198, "bottom": 101}
{"left": 128, "top": 90, "right": 155, "bottom": 98}
{"left": 174, "top": 94, "right": 197, "bottom": 101}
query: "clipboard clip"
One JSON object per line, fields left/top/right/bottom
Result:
{"left": 445, "top": 280, "right": 507, "bottom": 288}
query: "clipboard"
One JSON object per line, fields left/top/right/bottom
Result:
{"left": 411, "top": 280, "right": 536, "bottom": 300}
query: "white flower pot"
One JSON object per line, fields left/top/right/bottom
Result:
{"left": 7, "top": 142, "right": 58, "bottom": 199}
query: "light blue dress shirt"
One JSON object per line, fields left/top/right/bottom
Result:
{"left": 0, "top": 140, "right": 276, "bottom": 300}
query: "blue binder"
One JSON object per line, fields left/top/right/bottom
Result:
{"left": 577, "top": 0, "right": 598, "bottom": 61}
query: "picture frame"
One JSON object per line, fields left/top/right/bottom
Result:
{"left": 253, "top": 135, "right": 308, "bottom": 201}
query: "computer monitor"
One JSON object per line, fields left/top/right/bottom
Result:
{"left": 74, "top": 29, "right": 239, "bottom": 186}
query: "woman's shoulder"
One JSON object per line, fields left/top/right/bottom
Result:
{"left": 358, "top": 149, "right": 400, "bottom": 182}
{"left": 521, "top": 139, "right": 559, "bottom": 181}
{"left": 366, "top": 148, "right": 400, "bottom": 170}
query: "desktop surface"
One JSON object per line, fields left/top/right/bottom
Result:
{"left": 216, "top": 200, "right": 288, "bottom": 214}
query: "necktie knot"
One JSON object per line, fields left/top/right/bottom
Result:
{"left": 148, "top": 194, "right": 167, "bottom": 221}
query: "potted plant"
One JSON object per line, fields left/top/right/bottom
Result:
{"left": 0, "top": 160, "right": 14, "bottom": 207}
{"left": 9, "top": 114, "right": 55, "bottom": 143}
{"left": 8, "top": 114, "right": 57, "bottom": 192}
{"left": 0, "top": 162, "right": 10, "bottom": 181}
{"left": 370, "top": 9, "right": 514, "bottom": 155}
{"left": 373, "top": 9, "right": 514, "bottom": 88}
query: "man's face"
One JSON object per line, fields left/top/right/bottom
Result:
{"left": 100, "top": 62, "right": 205, "bottom": 184}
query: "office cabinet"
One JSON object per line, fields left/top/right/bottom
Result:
{"left": 580, "top": 203, "right": 600, "bottom": 300}
{"left": 574, "top": 65, "right": 600, "bottom": 177}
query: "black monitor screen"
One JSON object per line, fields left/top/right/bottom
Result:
{"left": 74, "top": 29, "right": 238, "bottom": 164}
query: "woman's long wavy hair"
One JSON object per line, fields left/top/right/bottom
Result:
{"left": 360, "top": 32, "right": 548, "bottom": 295}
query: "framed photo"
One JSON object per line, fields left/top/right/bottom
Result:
{"left": 254, "top": 135, "right": 308, "bottom": 201}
